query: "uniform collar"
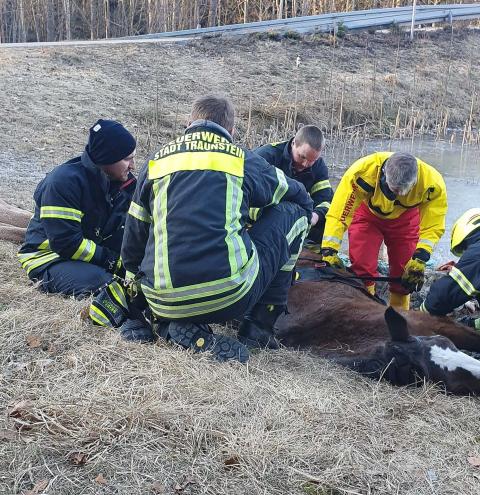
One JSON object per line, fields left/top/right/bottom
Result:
{"left": 283, "top": 138, "right": 295, "bottom": 175}
{"left": 379, "top": 163, "right": 397, "bottom": 200}
{"left": 185, "top": 120, "right": 233, "bottom": 142}
{"left": 81, "top": 150, "right": 111, "bottom": 194}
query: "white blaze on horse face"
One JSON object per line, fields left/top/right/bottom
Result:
{"left": 429, "top": 345, "right": 480, "bottom": 379}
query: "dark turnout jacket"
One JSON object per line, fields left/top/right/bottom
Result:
{"left": 18, "top": 151, "right": 136, "bottom": 277}
{"left": 422, "top": 230, "right": 480, "bottom": 315}
{"left": 255, "top": 138, "right": 333, "bottom": 217}
{"left": 121, "top": 121, "right": 313, "bottom": 320}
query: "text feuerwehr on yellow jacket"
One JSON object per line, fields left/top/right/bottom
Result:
{"left": 321, "top": 151, "right": 447, "bottom": 255}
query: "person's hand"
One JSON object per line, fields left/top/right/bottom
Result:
{"left": 311, "top": 212, "right": 319, "bottom": 226}
{"left": 464, "top": 299, "right": 479, "bottom": 314}
{"left": 401, "top": 257, "right": 426, "bottom": 293}
{"left": 437, "top": 261, "right": 456, "bottom": 272}
{"left": 320, "top": 248, "right": 345, "bottom": 269}
{"left": 106, "top": 256, "right": 123, "bottom": 274}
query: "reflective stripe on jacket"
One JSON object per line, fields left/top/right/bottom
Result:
{"left": 255, "top": 139, "right": 333, "bottom": 216}
{"left": 121, "top": 121, "right": 313, "bottom": 319}
{"left": 421, "top": 230, "right": 480, "bottom": 315}
{"left": 18, "top": 151, "right": 136, "bottom": 275}
{"left": 322, "top": 151, "right": 447, "bottom": 255}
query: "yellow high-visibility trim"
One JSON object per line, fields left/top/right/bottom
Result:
{"left": 71, "top": 238, "right": 96, "bottom": 262}
{"left": 40, "top": 206, "right": 84, "bottom": 222}
{"left": 152, "top": 177, "right": 172, "bottom": 289}
{"left": 419, "top": 301, "right": 429, "bottom": 313}
{"left": 128, "top": 201, "right": 151, "bottom": 223}
{"left": 321, "top": 235, "right": 342, "bottom": 251}
{"left": 270, "top": 168, "right": 288, "bottom": 205}
{"left": 249, "top": 207, "right": 261, "bottom": 222}
{"left": 311, "top": 180, "right": 331, "bottom": 195}
{"left": 142, "top": 247, "right": 258, "bottom": 302}
{"left": 149, "top": 151, "right": 245, "bottom": 179}
{"left": 108, "top": 281, "right": 128, "bottom": 309}
{"left": 417, "top": 238, "right": 435, "bottom": 254}
{"left": 145, "top": 258, "right": 259, "bottom": 319}
{"left": 449, "top": 266, "right": 479, "bottom": 297}
{"left": 89, "top": 305, "right": 111, "bottom": 327}
{"left": 315, "top": 201, "right": 331, "bottom": 210}
{"left": 23, "top": 252, "right": 60, "bottom": 275}
{"left": 224, "top": 174, "right": 247, "bottom": 274}
{"left": 18, "top": 251, "right": 44, "bottom": 262}
{"left": 280, "top": 216, "right": 309, "bottom": 271}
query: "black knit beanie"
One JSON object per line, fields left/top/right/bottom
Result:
{"left": 85, "top": 119, "right": 136, "bottom": 166}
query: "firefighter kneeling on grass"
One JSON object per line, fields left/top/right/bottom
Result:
{"left": 90, "top": 94, "right": 313, "bottom": 363}
{"left": 18, "top": 119, "right": 137, "bottom": 297}
{"left": 320, "top": 152, "right": 447, "bottom": 310}
{"left": 420, "top": 208, "right": 480, "bottom": 331}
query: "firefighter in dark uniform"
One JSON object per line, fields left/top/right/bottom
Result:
{"left": 254, "top": 125, "right": 333, "bottom": 244}
{"left": 420, "top": 208, "right": 480, "bottom": 331}
{"left": 18, "top": 119, "right": 137, "bottom": 298}
{"left": 113, "top": 95, "right": 313, "bottom": 362}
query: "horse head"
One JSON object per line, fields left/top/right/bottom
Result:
{"left": 339, "top": 306, "right": 480, "bottom": 395}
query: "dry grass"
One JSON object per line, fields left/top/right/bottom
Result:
{"left": 1, "top": 243, "right": 480, "bottom": 494}
{"left": 2, "top": 29, "right": 480, "bottom": 201}
{"left": 2, "top": 29, "right": 480, "bottom": 494}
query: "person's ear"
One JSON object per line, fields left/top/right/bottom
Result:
{"left": 229, "top": 126, "right": 235, "bottom": 137}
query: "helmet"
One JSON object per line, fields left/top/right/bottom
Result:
{"left": 450, "top": 208, "right": 480, "bottom": 256}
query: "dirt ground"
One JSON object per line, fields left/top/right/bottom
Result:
{"left": 1, "top": 29, "right": 480, "bottom": 495}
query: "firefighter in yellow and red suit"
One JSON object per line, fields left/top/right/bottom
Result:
{"left": 320, "top": 152, "right": 447, "bottom": 310}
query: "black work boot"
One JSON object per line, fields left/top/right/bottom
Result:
{"left": 120, "top": 318, "right": 155, "bottom": 343}
{"left": 159, "top": 321, "right": 249, "bottom": 363}
{"left": 238, "top": 304, "right": 285, "bottom": 349}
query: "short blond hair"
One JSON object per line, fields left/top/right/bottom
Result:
{"left": 190, "top": 95, "right": 235, "bottom": 131}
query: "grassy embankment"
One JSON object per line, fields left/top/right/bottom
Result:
{"left": 1, "top": 28, "right": 480, "bottom": 494}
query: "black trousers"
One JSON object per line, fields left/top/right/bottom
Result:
{"left": 30, "top": 261, "right": 112, "bottom": 299}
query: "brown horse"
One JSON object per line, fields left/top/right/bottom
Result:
{"left": 276, "top": 254, "right": 480, "bottom": 395}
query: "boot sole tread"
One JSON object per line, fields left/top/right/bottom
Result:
{"left": 168, "top": 322, "right": 249, "bottom": 363}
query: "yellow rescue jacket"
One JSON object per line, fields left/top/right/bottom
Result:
{"left": 322, "top": 152, "right": 447, "bottom": 255}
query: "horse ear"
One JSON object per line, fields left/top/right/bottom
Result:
{"left": 384, "top": 306, "right": 411, "bottom": 342}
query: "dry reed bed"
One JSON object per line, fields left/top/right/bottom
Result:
{"left": 1, "top": 242, "right": 480, "bottom": 494}
{"left": 1, "top": 28, "right": 480, "bottom": 197}
{"left": 2, "top": 28, "right": 480, "bottom": 494}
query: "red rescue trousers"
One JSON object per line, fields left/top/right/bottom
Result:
{"left": 348, "top": 202, "right": 419, "bottom": 294}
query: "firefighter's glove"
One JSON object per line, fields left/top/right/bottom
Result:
{"left": 401, "top": 249, "right": 429, "bottom": 293}
{"left": 106, "top": 257, "right": 123, "bottom": 275}
{"left": 320, "top": 248, "right": 345, "bottom": 270}
{"left": 89, "top": 279, "right": 130, "bottom": 328}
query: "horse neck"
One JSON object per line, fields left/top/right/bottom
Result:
{"left": 408, "top": 313, "right": 480, "bottom": 353}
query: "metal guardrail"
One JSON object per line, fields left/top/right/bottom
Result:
{"left": 2, "top": 3, "right": 479, "bottom": 47}
{"left": 128, "top": 4, "right": 480, "bottom": 40}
